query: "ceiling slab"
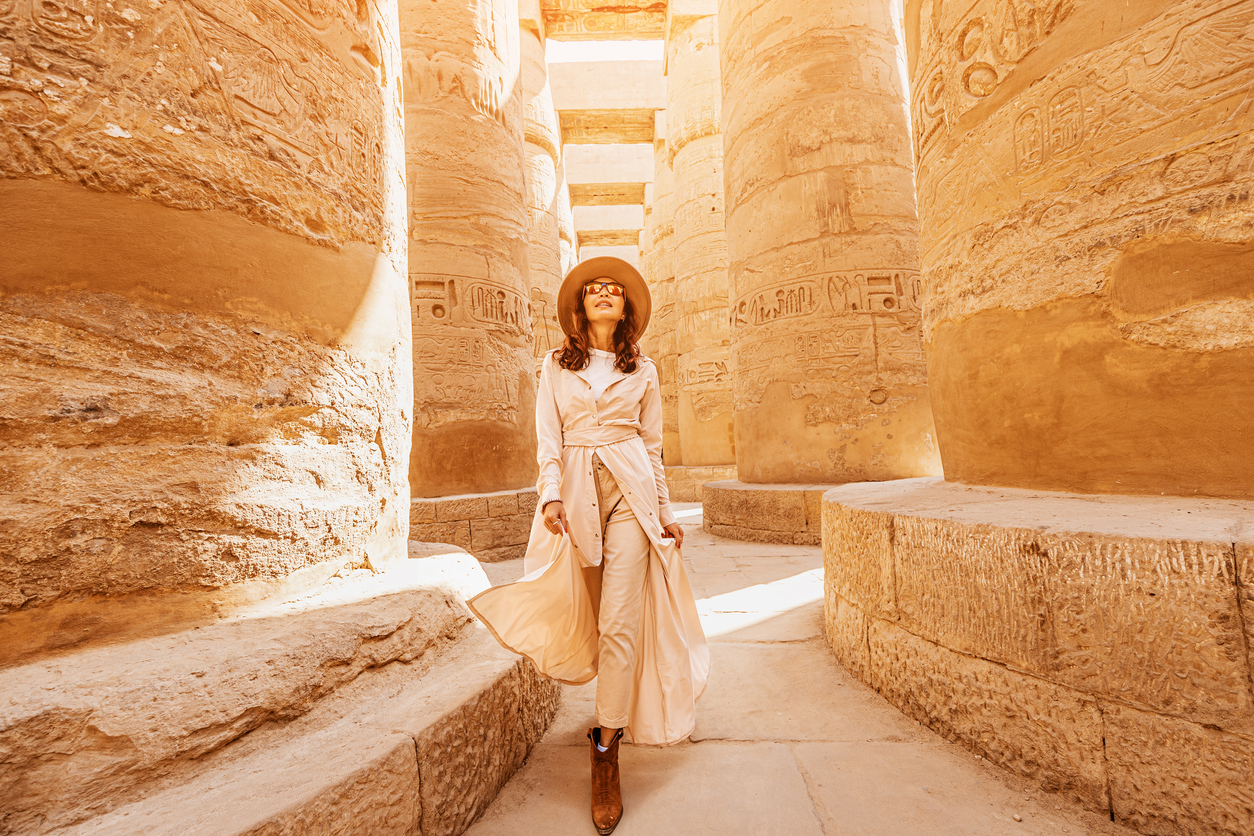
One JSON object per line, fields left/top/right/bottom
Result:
{"left": 560, "top": 110, "right": 655, "bottom": 144}
{"left": 569, "top": 183, "right": 648, "bottom": 205}
{"left": 541, "top": 0, "right": 666, "bottom": 40}
{"left": 578, "top": 229, "right": 643, "bottom": 247}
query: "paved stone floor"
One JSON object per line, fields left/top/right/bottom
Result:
{"left": 471, "top": 503, "right": 1136, "bottom": 836}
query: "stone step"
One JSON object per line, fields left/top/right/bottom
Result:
{"left": 55, "top": 626, "right": 559, "bottom": 836}
{"left": 1, "top": 549, "right": 557, "bottom": 835}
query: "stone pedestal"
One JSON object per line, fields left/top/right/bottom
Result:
{"left": 824, "top": 478, "right": 1254, "bottom": 835}
{"left": 520, "top": 20, "right": 565, "bottom": 367}
{"left": 403, "top": 0, "right": 538, "bottom": 496}
{"left": 719, "top": 0, "right": 940, "bottom": 484}
{"left": 410, "top": 487, "right": 539, "bottom": 562}
{"left": 0, "top": 0, "right": 411, "bottom": 657}
{"left": 667, "top": 8, "right": 735, "bottom": 467}
{"left": 907, "top": 0, "right": 1254, "bottom": 497}
{"left": 664, "top": 465, "right": 738, "bottom": 504}
{"left": 703, "top": 480, "right": 829, "bottom": 545}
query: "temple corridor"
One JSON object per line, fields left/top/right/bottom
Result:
{"left": 468, "top": 504, "right": 1136, "bottom": 836}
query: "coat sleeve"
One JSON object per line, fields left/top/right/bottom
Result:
{"left": 536, "top": 354, "right": 563, "bottom": 508}
{"left": 639, "top": 360, "right": 677, "bottom": 528}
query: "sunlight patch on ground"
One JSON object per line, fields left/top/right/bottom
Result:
{"left": 696, "top": 569, "right": 823, "bottom": 638}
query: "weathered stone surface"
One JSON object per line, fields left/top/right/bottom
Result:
{"left": 541, "top": 0, "right": 666, "bottom": 41}
{"left": 868, "top": 619, "right": 1109, "bottom": 812}
{"left": 0, "top": 554, "right": 484, "bottom": 833}
{"left": 668, "top": 10, "right": 735, "bottom": 468}
{"left": 823, "top": 592, "right": 871, "bottom": 684}
{"left": 821, "top": 497, "right": 896, "bottom": 621}
{"left": 906, "top": 0, "right": 1254, "bottom": 498}
{"left": 1104, "top": 703, "right": 1254, "bottom": 836}
{"left": 65, "top": 730, "right": 423, "bottom": 836}
{"left": 702, "top": 480, "right": 829, "bottom": 545}
{"left": 53, "top": 627, "right": 559, "bottom": 836}
{"left": 720, "top": 0, "right": 941, "bottom": 484}
{"left": 411, "top": 488, "right": 537, "bottom": 561}
{"left": 663, "top": 464, "right": 737, "bottom": 502}
{"left": 650, "top": 133, "right": 684, "bottom": 466}
{"left": 825, "top": 478, "right": 1254, "bottom": 832}
{"left": 403, "top": 0, "right": 538, "bottom": 497}
{"left": 0, "top": 0, "right": 412, "bottom": 660}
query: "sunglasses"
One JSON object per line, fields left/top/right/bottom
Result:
{"left": 583, "top": 281, "right": 626, "bottom": 297}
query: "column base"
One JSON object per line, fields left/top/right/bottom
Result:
{"left": 410, "top": 488, "right": 538, "bottom": 562}
{"left": 665, "top": 465, "right": 738, "bottom": 503}
{"left": 703, "top": 480, "right": 837, "bottom": 545}
{"left": 824, "top": 476, "right": 1254, "bottom": 835}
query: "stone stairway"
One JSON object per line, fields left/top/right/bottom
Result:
{"left": 1, "top": 547, "right": 559, "bottom": 836}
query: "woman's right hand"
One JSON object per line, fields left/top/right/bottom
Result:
{"left": 542, "top": 500, "right": 569, "bottom": 535}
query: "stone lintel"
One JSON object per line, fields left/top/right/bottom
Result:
{"left": 559, "top": 110, "right": 656, "bottom": 144}
{"left": 577, "top": 229, "right": 642, "bottom": 247}
{"left": 823, "top": 477, "right": 1254, "bottom": 835}
{"left": 704, "top": 480, "right": 835, "bottom": 545}
{"left": 578, "top": 245, "right": 639, "bottom": 266}
{"left": 574, "top": 203, "right": 645, "bottom": 230}
{"left": 570, "top": 183, "right": 648, "bottom": 205}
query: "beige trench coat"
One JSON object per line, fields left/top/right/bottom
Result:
{"left": 469, "top": 350, "right": 709, "bottom": 745}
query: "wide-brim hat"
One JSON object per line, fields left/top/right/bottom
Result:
{"left": 557, "top": 256, "right": 652, "bottom": 339}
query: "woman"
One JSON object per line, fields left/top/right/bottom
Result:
{"left": 469, "top": 257, "right": 709, "bottom": 835}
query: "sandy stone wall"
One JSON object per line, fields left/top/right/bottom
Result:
{"left": 520, "top": 24, "right": 565, "bottom": 369}
{"left": 402, "top": 0, "right": 538, "bottom": 497}
{"left": 825, "top": 479, "right": 1254, "bottom": 835}
{"left": 0, "top": 1, "right": 411, "bottom": 655}
{"left": 719, "top": 0, "right": 941, "bottom": 485}
{"left": 667, "top": 8, "right": 735, "bottom": 467}
{"left": 906, "top": 0, "right": 1254, "bottom": 498}
{"left": 409, "top": 488, "right": 538, "bottom": 562}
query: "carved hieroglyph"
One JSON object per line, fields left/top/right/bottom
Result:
{"left": 0, "top": 1, "right": 411, "bottom": 642}
{"left": 521, "top": 25, "right": 564, "bottom": 370}
{"left": 668, "top": 10, "right": 735, "bottom": 467}
{"left": 402, "top": 0, "right": 537, "bottom": 496}
{"left": 720, "top": 0, "right": 941, "bottom": 483}
{"left": 907, "top": 0, "right": 1254, "bottom": 498}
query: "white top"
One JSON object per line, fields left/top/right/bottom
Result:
{"left": 583, "top": 348, "right": 621, "bottom": 401}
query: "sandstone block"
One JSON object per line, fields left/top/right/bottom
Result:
{"left": 410, "top": 521, "right": 472, "bottom": 550}
{"left": 703, "top": 481, "right": 806, "bottom": 533}
{"left": 706, "top": 523, "right": 797, "bottom": 546}
{"left": 410, "top": 498, "right": 438, "bottom": 524}
{"left": 470, "top": 516, "right": 533, "bottom": 553}
{"left": 1104, "top": 702, "right": 1254, "bottom": 836}
{"left": 821, "top": 493, "right": 896, "bottom": 620}
{"left": 0, "top": 555, "right": 486, "bottom": 832}
{"left": 436, "top": 496, "right": 491, "bottom": 523}
{"left": 823, "top": 592, "right": 870, "bottom": 684}
{"left": 867, "top": 619, "right": 1108, "bottom": 812}
{"left": 487, "top": 492, "right": 520, "bottom": 517}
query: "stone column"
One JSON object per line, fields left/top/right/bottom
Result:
{"left": 556, "top": 159, "right": 578, "bottom": 276}
{"left": 667, "top": 5, "right": 736, "bottom": 466}
{"left": 909, "top": 0, "right": 1254, "bottom": 498}
{"left": 719, "top": 0, "right": 941, "bottom": 484}
{"left": 0, "top": 1, "right": 410, "bottom": 656}
{"left": 650, "top": 136, "right": 684, "bottom": 465}
{"left": 402, "top": 0, "right": 536, "bottom": 496}
{"left": 520, "top": 20, "right": 564, "bottom": 368}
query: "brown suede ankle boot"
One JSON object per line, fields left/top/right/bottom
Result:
{"left": 588, "top": 727, "right": 624, "bottom": 835}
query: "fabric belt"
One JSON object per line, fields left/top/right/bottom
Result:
{"left": 562, "top": 426, "right": 640, "bottom": 447}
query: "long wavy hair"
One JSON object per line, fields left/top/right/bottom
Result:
{"left": 557, "top": 293, "right": 641, "bottom": 373}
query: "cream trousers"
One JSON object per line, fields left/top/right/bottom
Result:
{"left": 592, "top": 454, "right": 650, "bottom": 729}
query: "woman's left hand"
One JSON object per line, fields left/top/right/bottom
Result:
{"left": 662, "top": 523, "right": 683, "bottom": 548}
